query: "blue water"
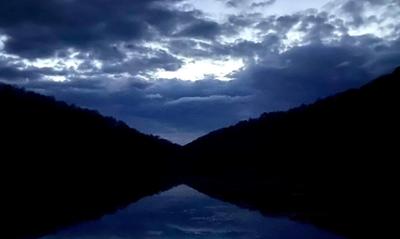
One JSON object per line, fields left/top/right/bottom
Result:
{"left": 40, "top": 185, "right": 344, "bottom": 239}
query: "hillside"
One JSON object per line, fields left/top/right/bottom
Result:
{"left": 184, "top": 67, "right": 400, "bottom": 238}
{"left": 0, "top": 84, "right": 181, "bottom": 239}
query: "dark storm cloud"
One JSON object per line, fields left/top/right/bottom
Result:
{"left": 0, "top": 56, "right": 58, "bottom": 82}
{"left": 0, "top": 0, "right": 145, "bottom": 58}
{"left": 101, "top": 49, "right": 184, "bottom": 75}
{"left": 0, "top": 64, "right": 40, "bottom": 81}
{"left": 0, "top": 0, "right": 218, "bottom": 58}
{"left": 234, "top": 45, "right": 371, "bottom": 110}
{"left": 175, "top": 20, "right": 222, "bottom": 39}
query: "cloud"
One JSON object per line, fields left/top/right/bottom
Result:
{"left": 175, "top": 20, "right": 222, "bottom": 39}
{"left": 0, "top": 64, "right": 40, "bottom": 81}
{"left": 251, "top": 0, "right": 276, "bottom": 9}
{"left": 0, "top": 0, "right": 211, "bottom": 59}
{"left": 0, "top": 0, "right": 399, "bottom": 144}
{"left": 330, "top": 0, "right": 400, "bottom": 28}
{"left": 234, "top": 44, "right": 372, "bottom": 109}
{"left": 224, "top": 0, "right": 276, "bottom": 9}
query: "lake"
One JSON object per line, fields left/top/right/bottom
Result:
{"left": 40, "top": 185, "right": 344, "bottom": 239}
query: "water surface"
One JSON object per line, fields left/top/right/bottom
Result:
{"left": 41, "top": 185, "right": 344, "bottom": 239}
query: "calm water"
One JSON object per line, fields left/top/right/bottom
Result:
{"left": 40, "top": 185, "right": 344, "bottom": 239}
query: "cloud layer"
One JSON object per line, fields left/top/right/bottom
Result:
{"left": 0, "top": 0, "right": 399, "bottom": 144}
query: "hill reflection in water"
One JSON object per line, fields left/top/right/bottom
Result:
{"left": 40, "top": 185, "right": 345, "bottom": 239}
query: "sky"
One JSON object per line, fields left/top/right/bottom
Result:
{"left": 0, "top": 0, "right": 399, "bottom": 144}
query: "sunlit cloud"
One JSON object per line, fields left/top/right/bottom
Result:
{"left": 44, "top": 75, "right": 67, "bottom": 82}
{"left": 154, "top": 58, "right": 244, "bottom": 81}
{"left": 0, "top": 35, "right": 8, "bottom": 51}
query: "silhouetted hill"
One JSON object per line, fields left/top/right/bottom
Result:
{"left": 184, "top": 67, "right": 400, "bottom": 238}
{"left": 0, "top": 84, "right": 181, "bottom": 239}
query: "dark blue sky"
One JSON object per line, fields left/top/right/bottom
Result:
{"left": 0, "top": 0, "right": 399, "bottom": 144}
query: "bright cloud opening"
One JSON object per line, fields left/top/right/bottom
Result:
{"left": 0, "top": 35, "right": 8, "bottom": 51}
{"left": 154, "top": 58, "right": 244, "bottom": 81}
{"left": 44, "top": 75, "right": 67, "bottom": 82}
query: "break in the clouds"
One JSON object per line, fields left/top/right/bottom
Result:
{"left": 0, "top": 0, "right": 399, "bottom": 144}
